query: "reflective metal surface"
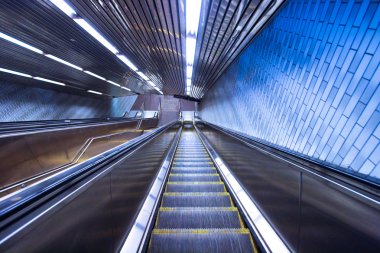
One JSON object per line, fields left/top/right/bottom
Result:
{"left": 0, "top": 124, "right": 179, "bottom": 253}
{"left": 195, "top": 124, "right": 289, "bottom": 253}
{"left": 66, "top": 0, "right": 186, "bottom": 95}
{"left": 0, "top": 0, "right": 142, "bottom": 96}
{"left": 192, "top": 0, "right": 285, "bottom": 98}
{"left": 197, "top": 122, "right": 380, "bottom": 252}
{"left": 0, "top": 119, "right": 157, "bottom": 194}
{"left": 0, "top": 0, "right": 284, "bottom": 97}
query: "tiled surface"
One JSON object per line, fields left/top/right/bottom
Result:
{"left": 0, "top": 81, "right": 136, "bottom": 121}
{"left": 199, "top": 0, "right": 380, "bottom": 182}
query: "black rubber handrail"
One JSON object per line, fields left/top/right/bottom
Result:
{"left": 196, "top": 119, "right": 380, "bottom": 194}
{"left": 0, "top": 117, "right": 154, "bottom": 136}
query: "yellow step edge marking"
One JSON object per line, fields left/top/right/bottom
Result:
{"left": 166, "top": 181, "right": 224, "bottom": 185}
{"left": 172, "top": 166, "right": 216, "bottom": 169}
{"left": 169, "top": 173, "right": 219, "bottom": 176}
{"left": 152, "top": 228, "right": 251, "bottom": 235}
{"left": 159, "top": 207, "right": 238, "bottom": 211}
{"left": 163, "top": 192, "right": 229, "bottom": 196}
{"left": 173, "top": 162, "right": 213, "bottom": 164}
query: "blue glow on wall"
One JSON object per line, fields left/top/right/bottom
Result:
{"left": 0, "top": 81, "right": 136, "bottom": 121}
{"left": 200, "top": 0, "right": 380, "bottom": 182}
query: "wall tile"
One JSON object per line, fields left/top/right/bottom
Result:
{"left": 200, "top": 0, "right": 380, "bottom": 183}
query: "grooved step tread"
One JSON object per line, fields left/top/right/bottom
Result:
{"left": 162, "top": 195, "right": 232, "bottom": 207}
{"left": 149, "top": 231, "right": 255, "bottom": 253}
{"left": 148, "top": 129, "right": 256, "bottom": 253}
{"left": 155, "top": 209, "right": 243, "bottom": 229}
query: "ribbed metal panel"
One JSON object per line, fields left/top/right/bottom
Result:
{"left": 68, "top": 0, "right": 186, "bottom": 95}
{"left": 191, "top": 0, "right": 283, "bottom": 98}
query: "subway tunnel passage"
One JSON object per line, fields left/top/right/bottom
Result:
{"left": 0, "top": 0, "right": 379, "bottom": 252}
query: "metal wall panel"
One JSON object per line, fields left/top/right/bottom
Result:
{"left": 198, "top": 124, "right": 380, "bottom": 252}
{"left": 0, "top": 126, "right": 178, "bottom": 253}
{"left": 199, "top": 0, "right": 380, "bottom": 182}
{"left": 0, "top": 81, "right": 136, "bottom": 121}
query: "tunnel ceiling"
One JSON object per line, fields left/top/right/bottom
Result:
{"left": 0, "top": 0, "right": 283, "bottom": 99}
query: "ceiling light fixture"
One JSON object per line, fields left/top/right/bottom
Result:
{"left": 0, "top": 31, "right": 131, "bottom": 93}
{"left": 185, "top": 0, "right": 202, "bottom": 96}
{"left": 49, "top": 0, "right": 162, "bottom": 95}
{"left": 121, "top": 86, "right": 131, "bottom": 91}
{"left": 87, "top": 90, "right": 103, "bottom": 95}
{"left": 137, "top": 71, "right": 149, "bottom": 81}
{"left": 0, "top": 67, "right": 32, "bottom": 78}
{"left": 83, "top": 70, "right": 106, "bottom": 80}
{"left": 33, "top": 77, "right": 66, "bottom": 86}
{"left": 0, "top": 66, "right": 70, "bottom": 88}
{"left": 45, "top": 54, "right": 83, "bottom": 71}
{"left": 117, "top": 55, "right": 138, "bottom": 71}
{"left": 106, "top": 80, "right": 121, "bottom": 87}
{"left": 0, "top": 32, "right": 43, "bottom": 54}
{"left": 49, "top": 0, "right": 77, "bottom": 17}
{"left": 73, "top": 18, "right": 119, "bottom": 54}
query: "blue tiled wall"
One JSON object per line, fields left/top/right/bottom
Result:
{"left": 0, "top": 81, "right": 137, "bottom": 121}
{"left": 199, "top": 0, "right": 380, "bottom": 182}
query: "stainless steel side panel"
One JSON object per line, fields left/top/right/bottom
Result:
{"left": 198, "top": 124, "right": 380, "bottom": 252}
{"left": 0, "top": 126, "right": 179, "bottom": 253}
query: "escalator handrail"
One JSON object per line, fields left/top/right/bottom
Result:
{"left": 119, "top": 124, "right": 183, "bottom": 253}
{"left": 0, "top": 120, "right": 179, "bottom": 224}
{"left": 0, "top": 118, "right": 156, "bottom": 137}
{"left": 196, "top": 119, "right": 380, "bottom": 195}
{"left": 194, "top": 123, "right": 291, "bottom": 253}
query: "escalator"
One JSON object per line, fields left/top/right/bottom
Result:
{"left": 148, "top": 126, "right": 257, "bottom": 253}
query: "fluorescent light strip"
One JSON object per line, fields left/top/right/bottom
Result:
{"left": 84, "top": 70, "right": 106, "bottom": 80}
{"left": 0, "top": 31, "right": 128, "bottom": 92}
{"left": 185, "top": 0, "right": 202, "bottom": 96}
{"left": 49, "top": 0, "right": 161, "bottom": 94}
{"left": 117, "top": 55, "right": 138, "bottom": 71}
{"left": 0, "top": 32, "right": 43, "bottom": 54}
{"left": 73, "top": 18, "right": 119, "bottom": 54}
{"left": 50, "top": 0, "right": 77, "bottom": 17}
{"left": 87, "top": 90, "right": 102, "bottom": 95}
{"left": 106, "top": 80, "right": 121, "bottom": 87}
{"left": 121, "top": 86, "right": 131, "bottom": 91}
{"left": 0, "top": 67, "right": 32, "bottom": 78}
{"left": 148, "top": 81, "right": 156, "bottom": 87}
{"left": 0, "top": 67, "right": 68, "bottom": 87}
{"left": 33, "top": 77, "right": 65, "bottom": 86}
{"left": 45, "top": 54, "right": 83, "bottom": 71}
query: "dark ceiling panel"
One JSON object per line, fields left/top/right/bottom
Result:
{"left": 192, "top": 0, "right": 283, "bottom": 98}
{"left": 0, "top": 0, "right": 149, "bottom": 96}
{"left": 68, "top": 0, "right": 186, "bottom": 95}
{"left": 0, "top": 0, "right": 283, "bottom": 99}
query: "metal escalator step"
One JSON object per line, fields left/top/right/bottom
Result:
{"left": 171, "top": 168, "right": 216, "bottom": 174}
{"left": 166, "top": 182, "right": 225, "bottom": 192}
{"left": 161, "top": 194, "right": 232, "bottom": 207}
{"left": 169, "top": 174, "right": 220, "bottom": 182}
{"left": 172, "top": 162, "right": 214, "bottom": 167}
{"left": 156, "top": 209, "right": 242, "bottom": 229}
{"left": 174, "top": 158, "right": 211, "bottom": 162}
{"left": 148, "top": 229, "right": 255, "bottom": 253}
{"left": 175, "top": 154, "right": 208, "bottom": 157}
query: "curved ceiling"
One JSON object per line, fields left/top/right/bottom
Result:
{"left": 0, "top": 0, "right": 284, "bottom": 99}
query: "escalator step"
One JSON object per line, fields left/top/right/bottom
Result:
{"left": 174, "top": 158, "right": 211, "bottom": 162}
{"left": 171, "top": 168, "right": 216, "bottom": 174}
{"left": 173, "top": 162, "right": 213, "bottom": 167}
{"left": 166, "top": 182, "right": 225, "bottom": 192}
{"left": 162, "top": 194, "right": 232, "bottom": 207}
{"left": 148, "top": 229, "right": 255, "bottom": 253}
{"left": 169, "top": 174, "right": 220, "bottom": 182}
{"left": 156, "top": 209, "right": 242, "bottom": 229}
